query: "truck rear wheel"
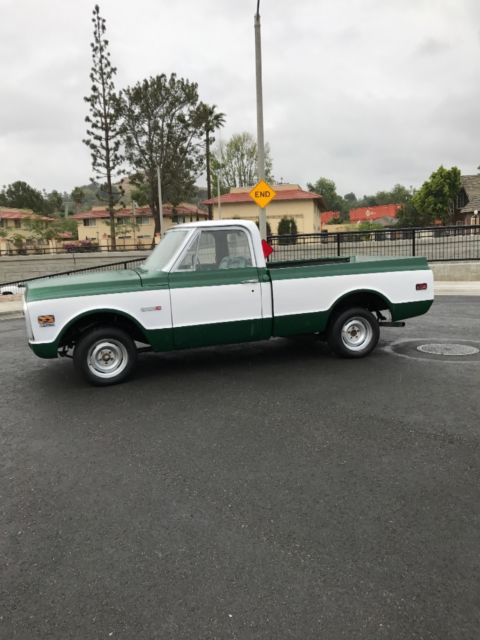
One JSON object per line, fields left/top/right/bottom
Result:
{"left": 328, "top": 307, "right": 379, "bottom": 358}
{"left": 73, "top": 326, "right": 137, "bottom": 386}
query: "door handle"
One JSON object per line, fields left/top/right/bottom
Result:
{"left": 241, "top": 279, "right": 258, "bottom": 284}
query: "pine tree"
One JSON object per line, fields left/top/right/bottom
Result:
{"left": 83, "top": 4, "right": 122, "bottom": 249}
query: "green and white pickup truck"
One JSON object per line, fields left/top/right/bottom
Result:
{"left": 24, "top": 220, "right": 433, "bottom": 385}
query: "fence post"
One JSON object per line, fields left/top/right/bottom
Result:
{"left": 336, "top": 233, "right": 340, "bottom": 257}
{"left": 412, "top": 229, "right": 416, "bottom": 256}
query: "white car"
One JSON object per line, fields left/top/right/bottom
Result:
{"left": 0, "top": 283, "right": 25, "bottom": 296}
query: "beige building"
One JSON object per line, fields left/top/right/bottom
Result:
{"left": 202, "top": 184, "right": 326, "bottom": 234}
{"left": 72, "top": 203, "right": 208, "bottom": 249}
{"left": 0, "top": 208, "right": 56, "bottom": 254}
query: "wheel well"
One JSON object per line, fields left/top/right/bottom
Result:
{"left": 329, "top": 291, "right": 391, "bottom": 321}
{"left": 59, "top": 312, "right": 148, "bottom": 348}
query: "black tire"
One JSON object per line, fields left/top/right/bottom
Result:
{"left": 327, "top": 307, "right": 379, "bottom": 358}
{"left": 73, "top": 326, "right": 137, "bottom": 386}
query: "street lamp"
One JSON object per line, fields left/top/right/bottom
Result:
{"left": 254, "top": 0, "right": 267, "bottom": 240}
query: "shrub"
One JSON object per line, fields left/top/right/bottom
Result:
{"left": 277, "top": 217, "right": 298, "bottom": 245}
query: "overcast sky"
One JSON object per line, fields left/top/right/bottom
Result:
{"left": 1, "top": 0, "right": 479, "bottom": 198}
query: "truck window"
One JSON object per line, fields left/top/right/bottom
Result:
{"left": 142, "top": 229, "right": 190, "bottom": 271}
{"left": 175, "top": 228, "right": 254, "bottom": 271}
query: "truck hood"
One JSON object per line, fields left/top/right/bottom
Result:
{"left": 25, "top": 269, "right": 143, "bottom": 302}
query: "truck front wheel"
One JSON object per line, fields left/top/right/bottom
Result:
{"left": 328, "top": 307, "right": 379, "bottom": 358}
{"left": 73, "top": 326, "right": 137, "bottom": 386}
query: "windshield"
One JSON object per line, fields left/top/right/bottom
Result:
{"left": 141, "top": 230, "right": 190, "bottom": 271}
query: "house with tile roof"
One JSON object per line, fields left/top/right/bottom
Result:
{"left": 455, "top": 175, "right": 480, "bottom": 226}
{"left": 320, "top": 210, "right": 341, "bottom": 225}
{"left": 349, "top": 204, "right": 401, "bottom": 226}
{"left": 202, "top": 184, "right": 326, "bottom": 234}
{"left": 0, "top": 208, "right": 55, "bottom": 254}
{"left": 72, "top": 202, "right": 208, "bottom": 249}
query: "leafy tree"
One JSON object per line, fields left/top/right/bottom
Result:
{"left": 356, "top": 184, "right": 412, "bottom": 208}
{"left": 411, "top": 166, "right": 460, "bottom": 225}
{"left": 130, "top": 183, "right": 150, "bottom": 207}
{"left": 83, "top": 4, "right": 123, "bottom": 249}
{"left": 344, "top": 192, "right": 357, "bottom": 204}
{"left": 307, "top": 177, "right": 348, "bottom": 217}
{"left": 211, "top": 132, "right": 273, "bottom": 193}
{"left": 25, "top": 219, "right": 58, "bottom": 244}
{"left": 50, "top": 215, "right": 79, "bottom": 238}
{"left": 117, "top": 74, "right": 204, "bottom": 239}
{"left": 0, "top": 181, "right": 47, "bottom": 213}
{"left": 25, "top": 215, "right": 79, "bottom": 243}
{"left": 193, "top": 103, "right": 225, "bottom": 219}
{"left": 115, "top": 218, "right": 140, "bottom": 247}
{"left": 396, "top": 201, "right": 429, "bottom": 227}
{"left": 71, "top": 187, "right": 86, "bottom": 213}
{"left": 43, "top": 190, "right": 64, "bottom": 215}
{"left": 9, "top": 233, "right": 26, "bottom": 252}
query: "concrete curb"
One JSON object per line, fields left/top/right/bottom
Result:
{"left": 0, "top": 312, "right": 24, "bottom": 320}
{"left": 434, "top": 282, "right": 480, "bottom": 296}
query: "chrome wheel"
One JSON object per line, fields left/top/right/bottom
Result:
{"left": 341, "top": 317, "right": 373, "bottom": 352}
{"left": 87, "top": 339, "right": 129, "bottom": 379}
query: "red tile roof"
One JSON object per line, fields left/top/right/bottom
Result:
{"left": 202, "top": 188, "right": 324, "bottom": 206}
{"left": 349, "top": 204, "right": 402, "bottom": 222}
{"left": 0, "top": 208, "right": 52, "bottom": 221}
{"left": 321, "top": 210, "right": 341, "bottom": 224}
{"left": 73, "top": 204, "right": 207, "bottom": 220}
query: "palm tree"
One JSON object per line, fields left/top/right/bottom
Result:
{"left": 196, "top": 103, "right": 226, "bottom": 219}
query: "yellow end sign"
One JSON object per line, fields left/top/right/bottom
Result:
{"left": 249, "top": 180, "right": 276, "bottom": 209}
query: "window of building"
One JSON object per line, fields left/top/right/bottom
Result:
{"left": 137, "top": 216, "right": 150, "bottom": 226}
{"left": 83, "top": 218, "right": 96, "bottom": 227}
{"left": 14, "top": 219, "right": 22, "bottom": 228}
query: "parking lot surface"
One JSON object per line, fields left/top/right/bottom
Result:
{"left": 1, "top": 297, "right": 479, "bottom": 639}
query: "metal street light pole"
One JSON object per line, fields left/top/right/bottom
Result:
{"left": 254, "top": 0, "right": 267, "bottom": 240}
{"left": 157, "top": 165, "right": 164, "bottom": 239}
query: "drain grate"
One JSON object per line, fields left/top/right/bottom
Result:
{"left": 387, "top": 339, "right": 480, "bottom": 362}
{"left": 417, "top": 343, "right": 479, "bottom": 356}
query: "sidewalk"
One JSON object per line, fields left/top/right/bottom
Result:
{"left": 1, "top": 281, "right": 479, "bottom": 321}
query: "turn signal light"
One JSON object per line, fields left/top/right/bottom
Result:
{"left": 416, "top": 283, "right": 428, "bottom": 290}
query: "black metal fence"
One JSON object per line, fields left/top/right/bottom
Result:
{"left": 268, "top": 224, "right": 480, "bottom": 263}
{"left": 2, "top": 224, "right": 479, "bottom": 290}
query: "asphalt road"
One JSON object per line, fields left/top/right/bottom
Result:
{"left": 1, "top": 297, "right": 480, "bottom": 640}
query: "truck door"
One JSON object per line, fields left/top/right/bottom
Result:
{"left": 168, "top": 227, "right": 265, "bottom": 348}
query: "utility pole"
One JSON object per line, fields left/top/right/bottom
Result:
{"left": 254, "top": 0, "right": 267, "bottom": 240}
{"left": 157, "top": 165, "right": 164, "bottom": 239}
